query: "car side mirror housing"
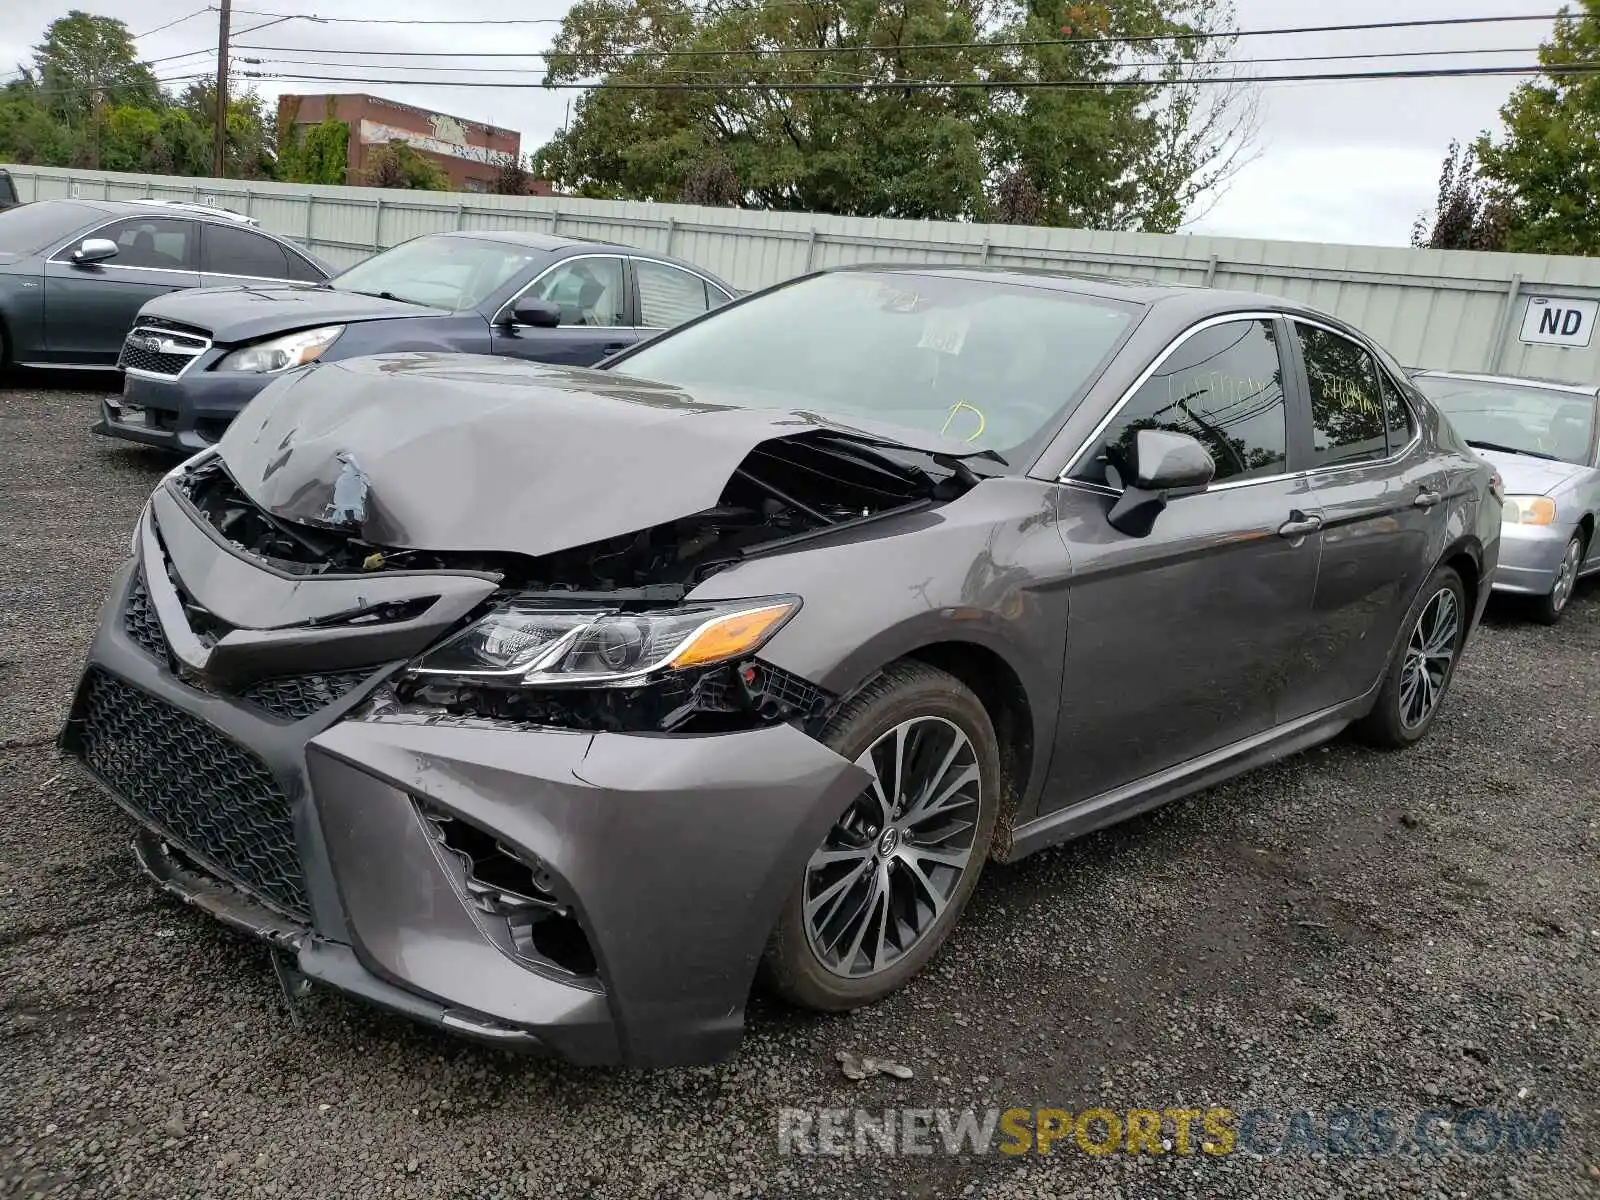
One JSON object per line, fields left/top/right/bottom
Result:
{"left": 506, "top": 298, "right": 561, "bottom": 329}
{"left": 71, "top": 237, "right": 119, "bottom": 266}
{"left": 1106, "top": 428, "right": 1216, "bottom": 538}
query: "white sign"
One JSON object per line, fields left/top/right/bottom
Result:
{"left": 1519, "top": 296, "right": 1599, "bottom": 348}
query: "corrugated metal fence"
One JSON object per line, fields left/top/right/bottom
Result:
{"left": 9, "top": 163, "right": 1600, "bottom": 385}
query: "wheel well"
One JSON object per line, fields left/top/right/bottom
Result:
{"left": 1445, "top": 548, "right": 1480, "bottom": 616}
{"left": 901, "top": 641, "right": 1035, "bottom": 859}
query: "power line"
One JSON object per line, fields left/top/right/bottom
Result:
{"left": 239, "top": 45, "right": 1548, "bottom": 72}
{"left": 221, "top": 8, "right": 1567, "bottom": 41}
{"left": 136, "top": 7, "right": 213, "bottom": 38}
{"left": 240, "top": 61, "right": 1598, "bottom": 91}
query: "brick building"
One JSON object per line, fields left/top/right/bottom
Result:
{"left": 277, "top": 93, "right": 554, "bottom": 194}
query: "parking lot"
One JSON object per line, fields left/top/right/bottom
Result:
{"left": 0, "top": 378, "right": 1596, "bottom": 1200}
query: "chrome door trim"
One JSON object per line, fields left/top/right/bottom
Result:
{"left": 1057, "top": 310, "right": 1290, "bottom": 484}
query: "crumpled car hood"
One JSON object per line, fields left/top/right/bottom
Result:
{"left": 215, "top": 351, "right": 994, "bottom": 558}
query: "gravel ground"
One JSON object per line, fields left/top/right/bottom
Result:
{"left": 1, "top": 381, "right": 1596, "bottom": 1200}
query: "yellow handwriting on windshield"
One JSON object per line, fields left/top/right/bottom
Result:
{"left": 942, "top": 401, "right": 987, "bottom": 443}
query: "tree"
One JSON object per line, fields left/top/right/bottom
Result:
{"left": 1410, "top": 140, "right": 1507, "bottom": 251}
{"left": 279, "top": 115, "right": 350, "bottom": 185}
{"left": 362, "top": 140, "right": 450, "bottom": 190}
{"left": 33, "top": 12, "right": 160, "bottom": 128}
{"left": 993, "top": 166, "right": 1042, "bottom": 224}
{"left": 177, "top": 83, "right": 277, "bottom": 178}
{"left": 1474, "top": 0, "right": 1600, "bottom": 256}
{"left": 493, "top": 152, "right": 533, "bottom": 195}
{"left": 680, "top": 153, "right": 740, "bottom": 205}
{"left": 531, "top": 0, "right": 1258, "bottom": 231}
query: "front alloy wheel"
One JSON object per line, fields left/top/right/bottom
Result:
{"left": 762, "top": 661, "right": 1000, "bottom": 1010}
{"left": 803, "top": 716, "right": 981, "bottom": 979}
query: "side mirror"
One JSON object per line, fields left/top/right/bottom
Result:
{"left": 506, "top": 298, "right": 561, "bottom": 329}
{"left": 1106, "top": 428, "right": 1216, "bottom": 538}
{"left": 71, "top": 237, "right": 119, "bottom": 265}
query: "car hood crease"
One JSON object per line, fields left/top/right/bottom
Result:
{"left": 1473, "top": 447, "right": 1589, "bottom": 495}
{"left": 215, "top": 353, "right": 992, "bottom": 558}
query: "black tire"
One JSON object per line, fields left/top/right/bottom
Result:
{"left": 1529, "top": 529, "right": 1587, "bottom": 626}
{"left": 1354, "top": 563, "right": 1468, "bottom": 749}
{"left": 760, "top": 661, "right": 1001, "bottom": 1011}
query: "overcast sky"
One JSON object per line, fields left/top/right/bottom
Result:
{"left": 0, "top": 0, "right": 1562, "bottom": 245}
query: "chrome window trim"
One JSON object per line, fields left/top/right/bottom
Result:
{"left": 1056, "top": 310, "right": 1291, "bottom": 485}
{"left": 1061, "top": 469, "right": 1306, "bottom": 500}
{"left": 117, "top": 324, "right": 213, "bottom": 380}
{"left": 492, "top": 252, "right": 631, "bottom": 329}
{"left": 1290, "top": 315, "right": 1423, "bottom": 473}
{"left": 198, "top": 224, "right": 329, "bottom": 283}
{"left": 46, "top": 214, "right": 199, "bottom": 269}
{"left": 631, "top": 255, "right": 737, "bottom": 329}
{"left": 494, "top": 252, "right": 733, "bottom": 331}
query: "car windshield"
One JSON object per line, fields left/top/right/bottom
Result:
{"left": 611, "top": 270, "right": 1141, "bottom": 460}
{"left": 330, "top": 236, "right": 548, "bottom": 310}
{"left": 0, "top": 201, "right": 104, "bottom": 253}
{"left": 1413, "top": 375, "right": 1597, "bottom": 465}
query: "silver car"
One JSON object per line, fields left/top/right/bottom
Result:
{"left": 1411, "top": 370, "right": 1599, "bottom": 623}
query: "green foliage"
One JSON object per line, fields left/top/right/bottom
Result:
{"left": 531, "top": 0, "right": 1256, "bottom": 230}
{"left": 279, "top": 116, "right": 350, "bottom": 185}
{"left": 33, "top": 11, "right": 160, "bottom": 123}
{"left": 361, "top": 140, "right": 450, "bottom": 190}
{"left": 1473, "top": 0, "right": 1600, "bottom": 256}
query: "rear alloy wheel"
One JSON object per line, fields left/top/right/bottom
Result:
{"left": 1531, "top": 530, "right": 1586, "bottom": 626}
{"left": 761, "top": 662, "right": 999, "bottom": 1010}
{"left": 1355, "top": 564, "right": 1467, "bottom": 749}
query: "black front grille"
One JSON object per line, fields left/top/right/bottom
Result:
{"left": 75, "top": 668, "right": 310, "bottom": 921}
{"left": 240, "top": 671, "right": 371, "bottom": 721}
{"left": 123, "top": 572, "right": 168, "bottom": 660}
{"left": 118, "top": 328, "right": 207, "bottom": 377}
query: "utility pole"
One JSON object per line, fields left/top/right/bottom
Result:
{"left": 212, "top": 0, "right": 231, "bottom": 177}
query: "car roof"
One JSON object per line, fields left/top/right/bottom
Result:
{"left": 33, "top": 197, "right": 266, "bottom": 227}
{"left": 817, "top": 262, "right": 1348, "bottom": 324}
{"left": 422, "top": 228, "right": 637, "bottom": 255}
{"left": 1410, "top": 369, "right": 1600, "bottom": 398}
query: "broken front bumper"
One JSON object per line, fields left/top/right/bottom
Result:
{"left": 58, "top": 494, "right": 867, "bottom": 1067}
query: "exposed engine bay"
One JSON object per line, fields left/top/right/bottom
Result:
{"left": 169, "top": 432, "right": 993, "bottom": 736}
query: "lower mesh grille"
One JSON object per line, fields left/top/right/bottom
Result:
{"left": 74, "top": 668, "right": 310, "bottom": 921}
{"left": 123, "top": 573, "right": 168, "bottom": 660}
{"left": 240, "top": 671, "right": 371, "bottom": 721}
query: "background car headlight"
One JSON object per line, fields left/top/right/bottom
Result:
{"left": 1502, "top": 494, "right": 1557, "bottom": 526}
{"left": 409, "top": 596, "right": 800, "bottom": 687}
{"left": 215, "top": 325, "right": 344, "bottom": 373}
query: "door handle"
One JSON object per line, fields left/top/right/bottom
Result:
{"left": 1413, "top": 489, "right": 1442, "bottom": 509}
{"left": 1278, "top": 513, "right": 1323, "bottom": 539}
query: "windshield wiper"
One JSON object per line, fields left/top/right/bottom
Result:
{"left": 1465, "top": 439, "right": 1559, "bottom": 461}
{"left": 340, "top": 288, "right": 412, "bottom": 304}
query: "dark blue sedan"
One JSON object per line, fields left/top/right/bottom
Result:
{"left": 96, "top": 230, "right": 739, "bottom": 452}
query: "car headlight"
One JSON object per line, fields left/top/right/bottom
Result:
{"left": 215, "top": 325, "right": 344, "bottom": 373}
{"left": 1502, "top": 494, "right": 1557, "bottom": 526}
{"left": 408, "top": 596, "right": 801, "bottom": 688}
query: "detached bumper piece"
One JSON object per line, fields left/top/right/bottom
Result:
{"left": 57, "top": 480, "right": 870, "bottom": 1066}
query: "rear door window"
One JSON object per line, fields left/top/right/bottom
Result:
{"left": 201, "top": 223, "right": 292, "bottom": 280}
{"left": 636, "top": 259, "right": 716, "bottom": 329}
{"left": 1295, "top": 323, "right": 1390, "bottom": 468}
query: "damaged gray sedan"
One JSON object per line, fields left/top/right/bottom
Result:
{"left": 61, "top": 266, "right": 1499, "bottom": 1066}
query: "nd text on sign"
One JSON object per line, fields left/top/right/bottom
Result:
{"left": 1519, "top": 296, "right": 1599, "bottom": 348}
